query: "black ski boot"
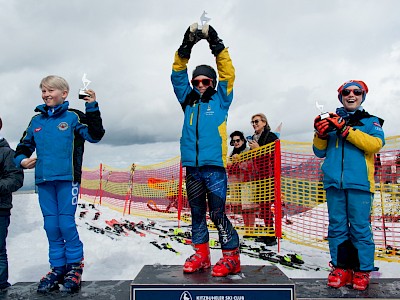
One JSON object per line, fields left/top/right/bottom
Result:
{"left": 37, "top": 265, "right": 66, "bottom": 293}
{"left": 60, "top": 261, "right": 84, "bottom": 293}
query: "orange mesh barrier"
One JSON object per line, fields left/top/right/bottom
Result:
{"left": 80, "top": 136, "right": 400, "bottom": 262}
{"left": 226, "top": 141, "right": 281, "bottom": 238}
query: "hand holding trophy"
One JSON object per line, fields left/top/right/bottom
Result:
{"left": 78, "top": 73, "right": 96, "bottom": 102}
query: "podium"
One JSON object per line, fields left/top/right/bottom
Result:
{"left": 130, "top": 265, "right": 295, "bottom": 300}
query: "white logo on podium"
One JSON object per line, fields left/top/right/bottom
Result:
{"left": 180, "top": 291, "right": 192, "bottom": 300}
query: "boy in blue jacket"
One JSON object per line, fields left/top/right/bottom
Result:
{"left": 14, "top": 75, "right": 105, "bottom": 293}
{"left": 0, "top": 117, "right": 24, "bottom": 291}
{"left": 313, "top": 80, "right": 384, "bottom": 291}
{"left": 171, "top": 24, "right": 240, "bottom": 277}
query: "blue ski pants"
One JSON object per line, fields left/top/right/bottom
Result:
{"left": 326, "top": 187, "right": 375, "bottom": 271}
{"left": 186, "top": 166, "right": 239, "bottom": 250}
{"left": 37, "top": 181, "right": 83, "bottom": 267}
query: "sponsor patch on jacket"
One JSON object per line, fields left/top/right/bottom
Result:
{"left": 373, "top": 122, "right": 383, "bottom": 131}
{"left": 34, "top": 127, "right": 42, "bottom": 132}
{"left": 57, "top": 122, "right": 69, "bottom": 131}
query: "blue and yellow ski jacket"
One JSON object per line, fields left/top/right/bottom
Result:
{"left": 313, "top": 110, "right": 384, "bottom": 193}
{"left": 14, "top": 101, "right": 105, "bottom": 184}
{"left": 171, "top": 48, "right": 235, "bottom": 168}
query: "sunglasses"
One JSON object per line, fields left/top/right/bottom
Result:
{"left": 230, "top": 138, "right": 242, "bottom": 146}
{"left": 341, "top": 89, "right": 364, "bottom": 96}
{"left": 251, "top": 119, "right": 262, "bottom": 125}
{"left": 191, "top": 78, "right": 212, "bottom": 87}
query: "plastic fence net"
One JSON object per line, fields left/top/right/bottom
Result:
{"left": 80, "top": 136, "right": 400, "bottom": 262}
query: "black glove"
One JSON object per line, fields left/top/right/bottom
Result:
{"left": 203, "top": 25, "right": 225, "bottom": 56}
{"left": 178, "top": 23, "right": 200, "bottom": 59}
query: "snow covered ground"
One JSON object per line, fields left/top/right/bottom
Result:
{"left": 6, "top": 193, "right": 398, "bottom": 285}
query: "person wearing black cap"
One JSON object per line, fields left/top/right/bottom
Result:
{"left": 0, "top": 117, "right": 24, "bottom": 290}
{"left": 313, "top": 80, "right": 385, "bottom": 291}
{"left": 227, "top": 131, "right": 257, "bottom": 236}
{"left": 171, "top": 22, "right": 240, "bottom": 277}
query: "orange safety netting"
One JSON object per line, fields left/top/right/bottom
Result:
{"left": 80, "top": 136, "right": 400, "bottom": 262}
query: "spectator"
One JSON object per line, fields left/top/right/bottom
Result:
{"left": 227, "top": 131, "right": 257, "bottom": 236}
{"left": 248, "top": 113, "right": 279, "bottom": 246}
{"left": 313, "top": 80, "right": 384, "bottom": 291}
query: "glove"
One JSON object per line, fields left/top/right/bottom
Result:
{"left": 203, "top": 25, "right": 225, "bottom": 56}
{"left": 177, "top": 23, "right": 201, "bottom": 59}
{"left": 314, "top": 116, "right": 330, "bottom": 139}
{"left": 326, "top": 115, "right": 349, "bottom": 137}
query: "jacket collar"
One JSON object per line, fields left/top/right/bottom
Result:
{"left": 35, "top": 101, "right": 69, "bottom": 116}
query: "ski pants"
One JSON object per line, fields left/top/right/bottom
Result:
{"left": 37, "top": 181, "right": 83, "bottom": 267}
{"left": 326, "top": 187, "right": 375, "bottom": 271}
{"left": 0, "top": 214, "right": 10, "bottom": 288}
{"left": 186, "top": 166, "right": 239, "bottom": 250}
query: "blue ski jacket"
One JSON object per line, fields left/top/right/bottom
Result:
{"left": 313, "top": 110, "right": 384, "bottom": 193}
{"left": 171, "top": 48, "right": 235, "bottom": 168}
{"left": 14, "top": 101, "right": 105, "bottom": 184}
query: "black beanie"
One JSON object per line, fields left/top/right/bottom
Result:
{"left": 192, "top": 65, "right": 217, "bottom": 88}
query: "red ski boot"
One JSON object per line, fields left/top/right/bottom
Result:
{"left": 352, "top": 271, "right": 370, "bottom": 291}
{"left": 327, "top": 266, "right": 352, "bottom": 288}
{"left": 212, "top": 248, "right": 240, "bottom": 277}
{"left": 183, "top": 243, "right": 211, "bottom": 273}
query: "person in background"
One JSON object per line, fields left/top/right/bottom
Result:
{"left": 248, "top": 113, "right": 279, "bottom": 246}
{"left": 0, "top": 117, "right": 24, "bottom": 291}
{"left": 313, "top": 80, "right": 384, "bottom": 291}
{"left": 14, "top": 75, "right": 105, "bottom": 294}
{"left": 171, "top": 23, "right": 240, "bottom": 277}
{"left": 227, "top": 131, "right": 257, "bottom": 236}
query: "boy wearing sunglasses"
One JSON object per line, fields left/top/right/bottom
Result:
{"left": 313, "top": 80, "right": 385, "bottom": 291}
{"left": 171, "top": 23, "right": 240, "bottom": 277}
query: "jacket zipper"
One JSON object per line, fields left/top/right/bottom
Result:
{"left": 340, "top": 138, "right": 345, "bottom": 189}
{"left": 195, "top": 102, "right": 200, "bottom": 167}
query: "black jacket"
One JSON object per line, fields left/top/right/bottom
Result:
{"left": 0, "top": 138, "right": 24, "bottom": 214}
{"left": 254, "top": 128, "right": 279, "bottom": 146}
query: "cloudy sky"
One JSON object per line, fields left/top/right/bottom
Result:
{"left": 1, "top": 0, "right": 399, "bottom": 168}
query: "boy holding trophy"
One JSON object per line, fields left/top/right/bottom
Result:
{"left": 14, "top": 75, "right": 105, "bottom": 293}
{"left": 171, "top": 16, "right": 240, "bottom": 277}
{"left": 313, "top": 80, "right": 384, "bottom": 290}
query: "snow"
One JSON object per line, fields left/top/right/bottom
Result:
{"left": 7, "top": 193, "right": 398, "bottom": 285}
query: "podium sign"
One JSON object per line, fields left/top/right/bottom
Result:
{"left": 131, "top": 265, "right": 295, "bottom": 300}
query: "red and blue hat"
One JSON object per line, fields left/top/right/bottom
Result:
{"left": 337, "top": 80, "right": 368, "bottom": 103}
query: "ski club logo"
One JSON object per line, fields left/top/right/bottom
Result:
{"left": 57, "top": 122, "right": 69, "bottom": 131}
{"left": 34, "top": 127, "right": 42, "bottom": 132}
{"left": 180, "top": 291, "right": 192, "bottom": 300}
{"left": 205, "top": 104, "right": 214, "bottom": 116}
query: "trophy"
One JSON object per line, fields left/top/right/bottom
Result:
{"left": 315, "top": 101, "right": 329, "bottom": 119}
{"left": 197, "top": 11, "right": 211, "bottom": 30}
{"left": 193, "top": 11, "right": 211, "bottom": 40}
{"left": 78, "top": 73, "right": 91, "bottom": 99}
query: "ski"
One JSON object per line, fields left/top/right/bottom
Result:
{"left": 150, "top": 241, "right": 180, "bottom": 254}
{"left": 84, "top": 222, "right": 120, "bottom": 240}
{"left": 239, "top": 242, "right": 329, "bottom": 271}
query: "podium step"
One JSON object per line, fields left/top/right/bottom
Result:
{"left": 2, "top": 266, "right": 399, "bottom": 299}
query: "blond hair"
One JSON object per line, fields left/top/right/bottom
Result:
{"left": 251, "top": 113, "right": 270, "bottom": 130}
{"left": 40, "top": 75, "right": 70, "bottom": 93}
